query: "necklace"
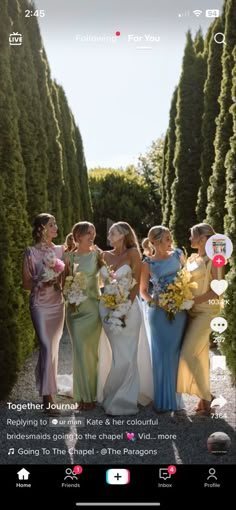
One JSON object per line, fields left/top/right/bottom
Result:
{"left": 113, "top": 248, "right": 128, "bottom": 257}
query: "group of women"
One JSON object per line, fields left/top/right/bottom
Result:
{"left": 22, "top": 213, "right": 221, "bottom": 417}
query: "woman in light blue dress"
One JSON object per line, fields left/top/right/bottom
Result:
{"left": 140, "top": 226, "right": 187, "bottom": 412}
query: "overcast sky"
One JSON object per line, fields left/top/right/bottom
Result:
{"left": 32, "top": 0, "right": 224, "bottom": 168}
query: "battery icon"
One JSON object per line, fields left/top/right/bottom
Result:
{"left": 205, "top": 9, "right": 220, "bottom": 17}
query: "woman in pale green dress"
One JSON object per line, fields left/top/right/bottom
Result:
{"left": 64, "top": 222, "right": 102, "bottom": 410}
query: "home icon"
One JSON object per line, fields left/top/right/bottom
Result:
{"left": 17, "top": 468, "right": 30, "bottom": 480}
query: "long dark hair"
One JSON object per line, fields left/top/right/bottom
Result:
{"left": 32, "top": 213, "right": 54, "bottom": 242}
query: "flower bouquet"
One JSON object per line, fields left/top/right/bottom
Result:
{"left": 155, "top": 267, "right": 198, "bottom": 321}
{"left": 63, "top": 264, "right": 88, "bottom": 311}
{"left": 38, "top": 249, "right": 65, "bottom": 290}
{"left": 100, "top": 262, "right": 136, "bottom": 333}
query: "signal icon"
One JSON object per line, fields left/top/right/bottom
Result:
{"left": 193, "top": 10, "right": 203, "bottom": 17}
{"left": 178, "top": 11, "right": 190, "bottom": 18}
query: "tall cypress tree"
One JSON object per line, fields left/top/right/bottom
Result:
{"left": 170, "top": 31, "right": 206, "bottom": 248}
{"left": 160, "top": 132, "right": 168, "bottom": 223}
{"left": 55, "top": 84, "right": 73, "bottom": 236}
{"left": 0, "top": 0, "right": 33, "bottom": 398}
{"left": 0, "top": 176, "right": 19, "bottom": 398}
{"left": 57, "top": 84, "right": 85, "bottom": 230}
{"left": 162, "top": 87, "right": 178, "bottom": 226}
{"left": 49, "top": 80, "right": 64, "bottom": 237}
{"left": 8, "top": 0, "right": 49, "bottom": 219}
{"left": 194, "top": 28, "right": 205, "bottom": 53}
{"left": 222, "top": 46, "right": 236, "bottom": 378}
{"left": 75, "top": 125, "right": 93, "bottom": 221}
{"left": 224, "top": 49, "right": 236, "bottom": 253}
{"left": 196, "top": 17, "right": 223, "bottom": 221}
{"left": 26, "top": 13, "right": 64, "bottom": 237}
{"left": 206, "top": 0, "right": 236, "bottom": 232}
{"left": 0, "top": 0, "right": 93, "bottom": 398}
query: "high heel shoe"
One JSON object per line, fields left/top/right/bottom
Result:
{"left": 194, "top": 395, "right": 216, "bottom": 414}
{"left": 195, "top": 398, "right": 213, "bottom": 416}
{"left": 194, "top": 399, "right": 204, "bottom": 413}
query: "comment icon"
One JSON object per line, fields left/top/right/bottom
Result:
{"left": 210, "top": 317, "right": 228, "bottom": 334}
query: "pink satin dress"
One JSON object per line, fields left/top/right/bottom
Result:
{"left": 23, "top": 245, "right": 65, "bottom": 396}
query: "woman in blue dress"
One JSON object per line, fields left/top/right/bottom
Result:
{"left": 140, "top": 226, "right": 187, "bottom": 412}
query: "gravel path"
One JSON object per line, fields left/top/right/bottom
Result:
{"left": 1, "top": 330, "right": 235, "bottom": 465}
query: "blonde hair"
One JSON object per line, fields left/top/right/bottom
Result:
{"left": 64, "top": 232, "right": 76, "bottom": 252}
{"left": 72, "top": 221, "right": 95, "bottom": 241}
{"left": 111, "top": 221, "right": 141, "bottom": 256}
{"left": 191, "top": 223, "right": 215, "bottom": 239}
{"left": 142, "top": 237, "right": 153, "bottom": 257}
{"left": 148, "top": 225, "right": 170, "bottom": 245}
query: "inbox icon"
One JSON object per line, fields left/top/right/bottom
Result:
{"left": 106, "top": 469, "right": 130, "bottom": 485}
{"left": 159, "top": 468, "right": 171, "bottom": 480}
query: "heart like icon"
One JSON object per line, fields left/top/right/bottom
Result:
{"left": 126, "top": 432, "right": 135, "bottom": 441}
{"left": 210, "top": 279, "right": 228, "bottom": 296}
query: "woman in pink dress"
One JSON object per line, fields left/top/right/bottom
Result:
{"left": 22, "top": 213, "right": 65, "bottom": 414}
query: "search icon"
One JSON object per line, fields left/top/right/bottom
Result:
{"left": 214, "top": 32, "right": 226, "bottom": 44}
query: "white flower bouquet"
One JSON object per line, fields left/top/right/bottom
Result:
{"left": 100, "top": 263, "right": 136, "bottom": 333}
{"left": 38, "top": 249, "right": 65, "bottom": 290}
{"left": 63, "top": 264, "right": 88, "bottom": 311}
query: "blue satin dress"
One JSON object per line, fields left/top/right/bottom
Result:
{"left": 145, "top": 249, "right": 187, "bottom": 411}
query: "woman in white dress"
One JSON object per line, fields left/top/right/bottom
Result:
{"left": 98, "top": 222, "right": 153, "bottom": 415}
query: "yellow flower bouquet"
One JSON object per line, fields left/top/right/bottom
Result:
{"left": 158, "top": 266, "right": 198, "bottom": 321}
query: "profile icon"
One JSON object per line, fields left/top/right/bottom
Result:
{"left": 207, "top": 468, "right": 217, "bottom": 480}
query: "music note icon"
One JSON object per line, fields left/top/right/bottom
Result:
{"left": 8, "top": 448, "right": 15, "bottom": 455}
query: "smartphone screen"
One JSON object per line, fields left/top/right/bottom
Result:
{"left": 1, "top": 0, "right": 235, "bottom": 507}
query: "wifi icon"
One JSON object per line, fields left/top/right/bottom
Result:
{"left": 193, "top": 9, "right": 203, "bottom": 17}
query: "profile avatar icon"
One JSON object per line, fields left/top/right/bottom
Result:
{"left": 207, "top": 432, "right": 231, "bottom": 454}
{"left": 205, "top": 234, "right": 233, "bottom": 261}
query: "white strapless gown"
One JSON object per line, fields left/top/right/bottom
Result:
{"left": 97, "top": 264, "right": 153, "bottom": 415}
